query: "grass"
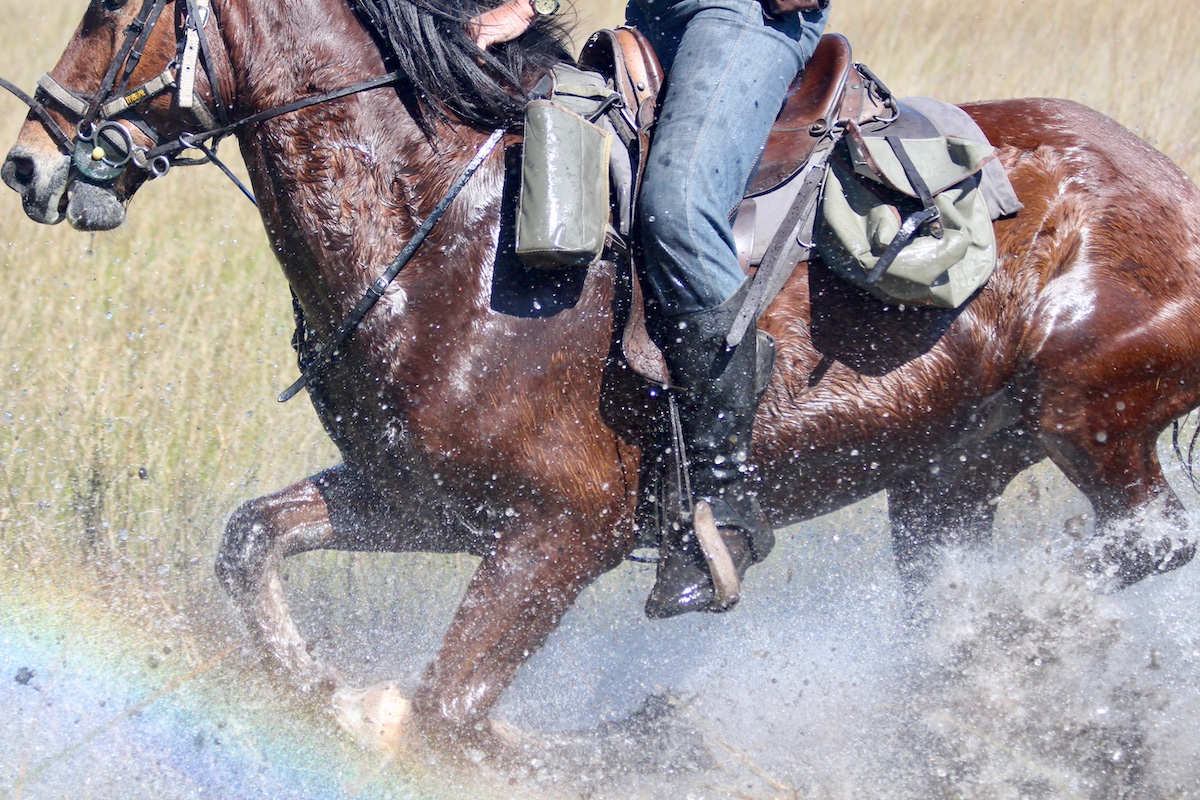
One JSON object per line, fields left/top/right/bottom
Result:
{"left": 0, "top": 0, "right": 338, "bottom": 600}
{"left": 1, "top": 0, "right": 1198, "bottom": 663}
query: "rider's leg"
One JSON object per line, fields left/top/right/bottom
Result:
{"left": 643, "top": 281, "right": 776, "bottom": 617}
{"left": 631, "top": 0, "right": 828, "bottom": 616}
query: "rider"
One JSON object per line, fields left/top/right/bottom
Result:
{"left": 472, "top": 0, "right": 830, "bottom": 617}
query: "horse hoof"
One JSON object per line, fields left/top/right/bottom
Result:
{"left": 332, "top": 681, "right": 412, "bottom": 751}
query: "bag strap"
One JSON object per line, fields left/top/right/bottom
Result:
{"left": 859, "top": 134, "right": 945, "bottom": 287}
{"left": 886, "top": 134, "right": 943, "bottom": 237}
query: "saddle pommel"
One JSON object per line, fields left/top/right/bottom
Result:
{"left": 579, "top": 27, "right": 664, "bottom": 137}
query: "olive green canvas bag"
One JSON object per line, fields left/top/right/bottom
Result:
{"left": 815, "top": 121, "right": 999, "bottom": 308}
{"left": 515, "top": 98, "right": 612, "bottom": 269}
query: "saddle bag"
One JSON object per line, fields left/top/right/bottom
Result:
{"left": 515, "top": 66, "right": 617, "bottom": 270}
{"left": 815, "top": 105, "right": 1000, "bottom": 308}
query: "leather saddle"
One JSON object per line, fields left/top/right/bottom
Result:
{"left": 579, "top": 29, "right": 861, "bottom": 204}
{"left": 577, "top": 29, "right": 893, "bottom": 384}
{"left": 578, "top": 28, "right": 864, "bottom": 231}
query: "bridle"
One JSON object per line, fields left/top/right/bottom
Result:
{"left": 1, "top": 0, "right": 234, "bottom": 186}
{"left": 0, "top": 0, "right": 413, "bottom": 199}
{"left": 1, "top": 0, "right": 509, "bottom": 401}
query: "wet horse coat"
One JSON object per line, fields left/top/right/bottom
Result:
{"left": 4, "top": 0, "right": 1200, "bottom": 746}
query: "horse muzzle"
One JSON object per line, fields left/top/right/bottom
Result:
{"left": 2, "top": 142, "right": 127, "bottom": 230}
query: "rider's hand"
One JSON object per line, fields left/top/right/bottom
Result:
{"left": 469, "top": 0, "right": 535, "bottom": 50}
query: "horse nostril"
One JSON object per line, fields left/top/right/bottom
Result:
{"left": 1, "top": 151, "right": 36, "bottom": 192}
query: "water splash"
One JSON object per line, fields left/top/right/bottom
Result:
{"left": 4, "top": 487, "right": 1200, "bottom": 798}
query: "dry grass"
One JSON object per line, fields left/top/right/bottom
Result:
{"left": 582, "top": 0, "right": 1200, "bottom": 177}
{"left": 0, "top": 0, "right": 337, "bottom": 595}
{"left": 1, "top": 0, "right": 1197, "bottom": 601}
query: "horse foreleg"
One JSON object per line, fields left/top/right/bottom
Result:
{"left": 1040, "top": 429, "right": 1196, "bottom": 589}
{"left": 215, "top": 468, "right": 343, "bottom": 689}
{"left": 410, "top": 513, "right": 630, "bottom": 746}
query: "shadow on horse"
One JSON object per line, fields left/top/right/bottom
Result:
{"left": 4, "top": 0, "right": 1199, "bottom": 753}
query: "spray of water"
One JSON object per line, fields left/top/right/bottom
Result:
{"left": 5, "top": 467, "right": 1200, "bottom": 799}
{"left": 474, "top": 490, "right": 1200, "bottom": 798}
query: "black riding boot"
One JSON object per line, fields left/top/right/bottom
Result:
{"left": 644, "top": 289, "right": 775, "bottom": 619}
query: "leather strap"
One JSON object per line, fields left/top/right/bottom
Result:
{"left": 278, "top": 127, "right": 509, "bottom": 402}
{"left": 864, "top": 205, "right": 940, "bottom": 286}
{"left": 727, "top": 132, "right": 839, "bottom": 348}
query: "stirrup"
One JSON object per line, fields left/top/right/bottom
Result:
{"left": 691, "top": 500, "right": 742, "bottom": 609}
{"left": 644, "top": 498, "right": 755, "bottom": 619}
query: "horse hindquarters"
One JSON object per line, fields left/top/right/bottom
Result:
{"left": 1010, "top": 151, "right": 1200, "bottom": 585}
{"left": 1037, "top": 413, "right": 1197, "bottom": 588}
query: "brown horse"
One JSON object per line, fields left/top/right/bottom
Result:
{"left": 5, "top": 0, "right": 1200, "bottom": 750}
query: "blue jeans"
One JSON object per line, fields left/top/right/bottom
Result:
{"left": 627, "top": 0, "right": 829, "bottom": 318}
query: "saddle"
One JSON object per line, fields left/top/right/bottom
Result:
{"left": 579, "top": 29, "right": 864, "bottom": 205}
{"left": 567, "top": 30, "right": 1019, "bottom": 553}
{"left": 576, "top": 30, "right": 894, "bottom": 384}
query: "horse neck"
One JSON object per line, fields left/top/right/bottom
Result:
{"left": 212, "top": 0, "right": 503, "bottom": 336}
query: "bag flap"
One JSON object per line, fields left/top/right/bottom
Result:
{"left": 844, "top": 122, "right": 997, "bottom": 198}
{"left": 817, "top": 157, "right": 998, "bottom": 308}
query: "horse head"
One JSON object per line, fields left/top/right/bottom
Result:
{"left": 3, "top": 0, "right": 573, "bottom": 234}
{"left": 1, "top": 0, "right": 233, "bottom": 230}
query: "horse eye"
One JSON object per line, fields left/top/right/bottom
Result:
{"left": 100, "top": 0, "right": 129, "bottom": 11}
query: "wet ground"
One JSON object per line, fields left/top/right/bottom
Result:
{"left": 4, "top": 466, "right": 1200, "bottom": 799}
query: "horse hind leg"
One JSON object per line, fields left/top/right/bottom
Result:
{"left": 1040, "top": 424, "right": 1196, "bottom": 589}
{"left": 887, "top": 426, "right": 1042, "bottom": 594}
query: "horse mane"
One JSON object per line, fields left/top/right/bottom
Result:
{"left": 346, "top": 0, "right": 574, "bottom": 133}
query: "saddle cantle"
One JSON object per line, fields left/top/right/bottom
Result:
{"left": 750, "top": 33, "right": 856, "bottom": 196}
